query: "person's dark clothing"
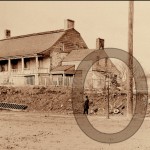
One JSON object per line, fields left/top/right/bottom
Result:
{"left": 83, "top": 98, "right": 89, "bottom": 114}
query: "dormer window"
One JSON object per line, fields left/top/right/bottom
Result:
{"left": 60, "top": 43, "right": 65, "bottom": 52}
{"left": 75, "top": 43, "right": 79, "bottom": 49}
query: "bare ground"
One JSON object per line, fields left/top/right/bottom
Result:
{"left": 0, "top": 111, "right": 150, "bottom": 150}
{"left": 0, "top": 86, "right": 127, "bottom": 115}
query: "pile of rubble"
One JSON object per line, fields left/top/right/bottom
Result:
{"left": 0, "top": 86, "right": 129, "bottom": 115}
{"left": 0, "top": 86, "right": 72, "bottom": 113}
{"left": 86, "top": 90, "right": 127, "bottom": 115}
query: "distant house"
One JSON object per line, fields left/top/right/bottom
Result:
{"left": 60, "top": 48, "right": 121, "bottom": 89}
{"left": 0, "top": 19, "right": 121, "bottom": 90}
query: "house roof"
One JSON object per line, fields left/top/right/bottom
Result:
{"left": 63, "top": 49, "right": 95, "bottom": 62}
{"left": 51, "top": 65, "right": 75, "bottom": 74}
{"left": 63, "top": 49, "right": 121, "bottom": 75}
{"left": 0, "top": 29, "right": 66, "bottom": 58}
{"left": 52, "top": 65, "right": 75, "bottom": 71}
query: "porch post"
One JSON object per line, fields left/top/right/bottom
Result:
{"left": 21, "top": 57, "right": 24, "bottom": 73}
{"left": 35, "top": 75, "right": 39, "bottom": 85}
{"left": 57, "top": 75, "right": 59, "bottom": 86}
{"left": 8, "top": 58, "right": 11, "bottom": 74}
{"left": 63, "top": 73, "right": 65, "bottom": 86}
{"left": 35, "top": 56, "right": 39, "bottom": 85}
{"left": 35, "top": 56, "right": 39, "bottom": 70}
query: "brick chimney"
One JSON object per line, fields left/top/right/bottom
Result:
{"left": 5, "top": 29, "right": 11, "bottom": 38}
{"left": 64, "top": 19, "right": 75, "bottom": 30}
{"left": 96, "top": 38, "right": 104, "bottom": 49}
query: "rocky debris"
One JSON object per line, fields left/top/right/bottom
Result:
{"left": 90, "top": 106, "right": 98, "bottom": 114}
{"left": 68, "top": 99, "right": 72, "bottom": 102}
{"left": 113, "top": 108, "right": 120, "bottom": 114}
{"left": 0, "top": 86, "right": 72, "bottom": 113}
{"left": 85, "top": 89, "right": 127, "bottom": 115}
{"left": 0, "top": 86, "right": 141, "bottom": 116}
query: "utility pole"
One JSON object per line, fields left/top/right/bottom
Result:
{"left": 105, "top": 73, "right": 111, "bottom": 119}
{"left": 127, "top": 1, "right": 134, "bottom": 117}
{"left": 107, "top": 75, "right": 110, "bottom": 119}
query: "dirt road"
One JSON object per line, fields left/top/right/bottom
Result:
{"left": 0, "top": 111, "right": 150, "bottom": 150}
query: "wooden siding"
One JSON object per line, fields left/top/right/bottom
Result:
{"left": 50, "top": 29, "right": 88, "bottom": 69}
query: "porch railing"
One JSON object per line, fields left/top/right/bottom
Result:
{"left": 0, "top": 68, "right": 49, "bottom": 75}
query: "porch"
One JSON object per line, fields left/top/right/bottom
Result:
{"left": 51, "top": 65, "right": 75, "bottom": 87}
{"left": 0, "top": 55, "right": 49, "bottom": 75}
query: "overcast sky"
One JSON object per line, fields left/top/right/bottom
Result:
{"left": 0, "top": 1, "right": 150, "bottom": 73}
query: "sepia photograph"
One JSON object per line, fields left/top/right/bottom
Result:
{"left": 0, "top": 1, "right": 150, "bottom": 150}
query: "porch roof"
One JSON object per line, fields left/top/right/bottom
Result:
{"left": 51, "top": 65, "right": 75, "bottom": 74}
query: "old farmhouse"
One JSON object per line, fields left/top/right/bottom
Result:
{"left": 0, "top": 19, "right": 121, "bottom": 90}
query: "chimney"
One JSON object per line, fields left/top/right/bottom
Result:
{"left": 5, "top": 29, "right": 11, "bottom": 38}
{"left": 96, "top": 38, "right": 104, "bottom": 49}
{"left": 64, "top": 19, "right": 75, "bottom": 30}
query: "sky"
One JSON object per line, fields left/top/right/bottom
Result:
{"left": 0, "top": 1, "right": 150, "bottom": 74}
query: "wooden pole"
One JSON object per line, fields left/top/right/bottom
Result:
{"left": 107, "top": 76, "right": 110, "bottom": 119}
{"left": 127, "top": 1, "right": 134, "bottom": 117}
{"left": 21, "top": 57, "right": 24, "bottom": 73}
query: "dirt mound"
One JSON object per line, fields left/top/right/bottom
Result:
{"left": 0, "top": 86, "right": 127, "bottom": 115}
{"left": 0, "top": 86, "right": 148, "bottom": 116}
{"left": 0, "top": 86, "right": 72, "bottom": 113}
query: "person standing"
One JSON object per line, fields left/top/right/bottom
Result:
{"left": 83, "top": 96, "right": 89, "bottom": 114}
